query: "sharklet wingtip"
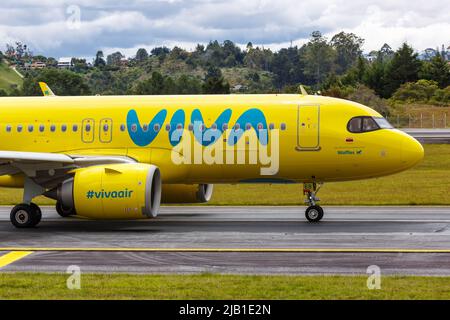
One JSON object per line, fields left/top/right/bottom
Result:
{"left": 38, "top": 82, "right": 56, "bottom": 97}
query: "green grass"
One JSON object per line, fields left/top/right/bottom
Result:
{"left": 0, "top": 144, "right": 449, "bottom": 206}
{"left": 0, "top": 273, "right": 449, "bottom": 299}
{"left": 0, "top": 62, "right": 22, "bottom": 93}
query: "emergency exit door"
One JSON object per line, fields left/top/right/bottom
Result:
{"left": 100, "top": 118, "right": 112, "bottom": 143}
{"left": 82, "top": 118, "right": 95, "bottom": 143}
{"left": 297, "top": 105, "right": 320, "bottom": 150}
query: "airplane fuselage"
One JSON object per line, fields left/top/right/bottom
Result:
{"left": 0, "top": 94, "right": 423, "bottom": 186}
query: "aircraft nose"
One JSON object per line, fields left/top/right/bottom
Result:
{"left": 401, "top": 134, "right": 424, "bottom": 168}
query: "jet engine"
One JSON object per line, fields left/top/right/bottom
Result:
{"left": 161, "top": 184, "right": 213, "bottom": 204}
{"left": 57, "top": 163, "right": 161, "bottom": 219}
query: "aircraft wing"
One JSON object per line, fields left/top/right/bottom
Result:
{"left": 0, "top": 151, "right": 74, "bottom": 164}
{"left": 0, "top": 151, "right": 136, "bottom": 188}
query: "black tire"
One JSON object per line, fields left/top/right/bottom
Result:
{"left": 30, "top": 203, "right": 42, "bottom": 225}
{"left": 56, "top": 201, "right": 75, "bottom": 217}
{"left": 10, "top": 204, "right": 40, "bottom": 228}
{"left": 305, "top": 205, "right": 324, "bottom": 222}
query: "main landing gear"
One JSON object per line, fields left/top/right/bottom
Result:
{"left": 303, "top": 182, "right": 324, "bottom": 222}
{"left": 10, "top": 177, "right": 44, "bottom": 228}
{"left": 10, "top": 203, "right": 42, "bottom": 228}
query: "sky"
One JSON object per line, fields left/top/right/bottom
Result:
{"left": 0, "top": 0, "right": 449, "bottom": 60}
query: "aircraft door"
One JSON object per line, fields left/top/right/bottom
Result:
{"left": 297, "top": 105, "right": 320, "bottom": 150}
{"left": 82, "top": 118, "right": 95, "bottom": 143}
{"left": 100, "top": 118, "right": 112, "bottom": 143}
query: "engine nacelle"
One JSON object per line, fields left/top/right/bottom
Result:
{"left": 161, "top": 184, "right": 213, "bottom": 204}
{"left": 58, "top": 163, "right": 161, "bottom": 219}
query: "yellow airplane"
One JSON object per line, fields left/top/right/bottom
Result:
{"left": 0, "top": 83, "right": 423, "bottom": 228}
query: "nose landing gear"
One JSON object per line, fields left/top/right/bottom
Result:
{"left": 304, "top": 182, "right": 324, "bottom": 222}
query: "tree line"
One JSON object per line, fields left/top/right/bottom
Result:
{"left": 0, "top": 31, "right": 449, "bottom": 107}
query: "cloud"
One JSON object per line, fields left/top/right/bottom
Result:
{"left": 0, "top": 0, "right": 449, "bottom": 58}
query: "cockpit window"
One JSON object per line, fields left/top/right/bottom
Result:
{"left": 373, "top": 117, "right": 393, "bottom": 129}
{"left": 347, "top": 116, "right": 392, "bottom": 133}
{"left": 348, "top": 117, "right": 362, "bottom": 133}
{"left": 362, "top": 117, "right": 378, "bottom": 132}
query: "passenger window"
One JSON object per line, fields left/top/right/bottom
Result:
{"left": 17, "top": 125, "right": 23, "bottom": 132}
{"left": 73, "top": 124, "right": 78, "bottom": 132}
{"left": 280, "top": 123, "right": 286, "bottom": 131}
{"left": 103, "top": 124, "right": 109, "bottom": 132}
{"left": 85, "top": 124, "right": 91, "bottom": 132}
{"left": 131, "top": 124, "right": 137, "bottom": 133}
{"left": 222, "top": 123, "right": 228, "bottom": 131}
{"left": 165, "top": 124, "right": 171, "bottom": 131}
{"left": 50, "top": 125, "right": 56, "bottom": 132}
{"left": 153, "top": 124, "right": 160, "bottom": 132}
{"left": 142, "top": 124, "right": 148, "bottom": 132}
{"left": 28, "top": 125, "right": 34, "bottom": 132}
{"left": 245, "top": 123, "right": 251, "bottom": 130}
{"left": 269, "top": 123, "right": 275, "bottom": 130}
{"left": 61, "top": 124, "right": 67, "bottom": 132}
{"left": 176, "top": 123, "right": 183, "bottom": 130}
{"left": 6, "top": 125, "right": 11, "bottom": 132}
{"left": 39, "top": 125, "right": 45, "bottom": 132}
{"left": 120, "top": 124, "right": 126, "bottom": 132}
{"left": 188, "top": 123, "right": 194, "bottom": 131}
{"left": 211, "top": 123, "right": 217, "bottom": 130}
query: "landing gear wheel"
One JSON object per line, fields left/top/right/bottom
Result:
{"left": 30, "top": 203, "right": 42, "bottom": 225}
{"left": 303, "top": 182, "right": 324, "bottom": 222}
{"left": 305, "top": 205, "right": 324, "bottom": 223}
{"left": 56, "top": 201, "right": 75, "bottom": 217}
{"left": 10, "top": 203, "right": 41, "bottom": 228}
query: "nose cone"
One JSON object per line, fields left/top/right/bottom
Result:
{"left": 402, "top": 135, "right": 424, "bottom": 168}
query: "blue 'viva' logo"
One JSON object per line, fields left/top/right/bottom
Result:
{"left": 227, "top": 109, "right": 268, "bottom": 146}
{"left": 191, "top": 108, "right": 232, "bottom": 146}
{"left": 127, "top": 108, "right": 268, "bottom": 147}
{"left": 127, "top": 109, "right": 167, "bottom": 147}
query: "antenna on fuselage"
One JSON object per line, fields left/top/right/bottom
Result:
{"left": 38, "top": 82, "right": 56, "bottom": 97}
{"left": 299, "top": 85, "right": 308, "bottom": 95}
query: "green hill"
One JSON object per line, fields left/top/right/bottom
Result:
{"left": 0, "top": 63, "right": 23, "bottom": 93}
